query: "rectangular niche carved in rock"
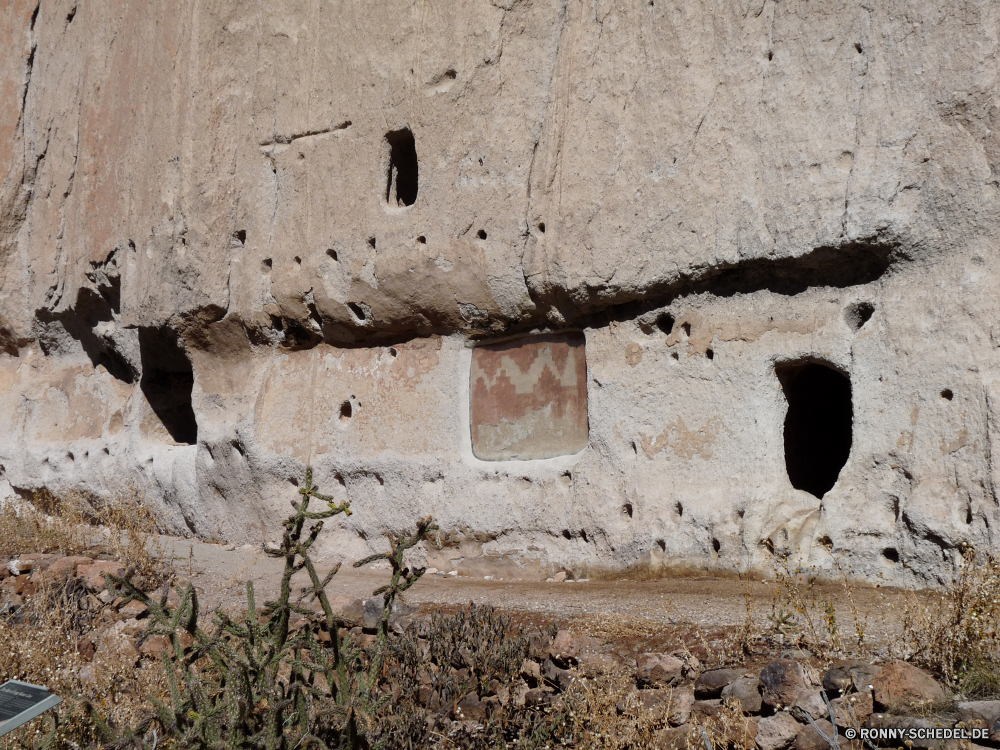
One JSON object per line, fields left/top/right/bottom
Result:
{"left": 470, "top": 332, "right": 589, "bottom": 461}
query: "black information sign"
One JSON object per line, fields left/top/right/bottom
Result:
{"left": 0, "top": 681, "right": 62, "bottom": 737}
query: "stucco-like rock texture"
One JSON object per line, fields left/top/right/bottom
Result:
{"left": 2, "top": 0, "right": 1000, "bottom": 585}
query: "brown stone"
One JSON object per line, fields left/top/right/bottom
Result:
{"left": 637, "top": 652, "right": 685, "bottom": 688}
{"left": 696, "top": 668, "right": 745, "bottom": 697}
{"left": 756, "top": 712, "right": 802, "bottom": 750}
{"left": 77, "top": 634, "right": 96, "bottom": 661}
{"left": 654, "top": 726, "right": 693, "bottom": 750}
{"left": 77, "top": 561, "right": 125, "bottom": 592}
{"left": 38, "top": 555, "right": 93, "bottom": 582}
{"left": 549, "top": 629, "right": 591, "bottom": 666}
{"left": 831, "top": 691, "right": 873, "bottom": 728}
{"left": 794, "top": 719, "right": 836, "bottom": 750}
{"left": 956, "top": 701, "right": 1000, "bottom": 734}
{"left": 118, "top": 599, "right": 149, "bottom": 619}
{"left": 865, "top": 714, "right": 942, "bottom": 750}
{"left": 722, "top": 676, "right": 763, "bottom": 713}
{"left": 140, "top": 635, "right": 172, "bottom": 658}
{"left": 454, "top": 691, "right": 485, "bottom": 721}
{"left": 870, "top": 660, "right": 946, "bottom": 712}
{"left": 761, "top": 660, "right": 809, "bottom": 708}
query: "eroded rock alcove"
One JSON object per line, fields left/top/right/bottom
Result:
{"left": 1, "top": 0, "right": 999, "bottom": 585}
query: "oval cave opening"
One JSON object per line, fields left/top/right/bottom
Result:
{"left": 776, "top": 361, "right": 852, "bottom": 499}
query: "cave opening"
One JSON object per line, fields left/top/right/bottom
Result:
{"left": 384, "top": 128, "right": 418, "bottom": 207}
{"left": 776, "top": 361, "right": 852, "bottom": 498}
{"left": 138, "top": 327, "right": 198, "bottom": 445}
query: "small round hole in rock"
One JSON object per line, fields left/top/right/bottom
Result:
{"left": 656, "top": 313, "right": 675, "bottom": 335}
{"left": 294, "top": 256, "right": 302, "bottom": 265}
{"left": 883, "top": 547, "right": 899, "bottom": 563}
{"left": 712, "top": 538, "right": 721, "bottom": 553}
{"left": 289, "top": 476, "right": 299, "bottom": 487}
{"left": 941, "top": 389, "right": 954, "bottom": 401}
{"left": 537, "top": 222, "right": 546, "bottom": 233}
{"left": 657, "top": 539, "right": 666, "bottom": 551}
{"left": 562, "top": 529, "right": 572, "bottom": 540}
{"left": 368, "top": 236, "right": 376, "bottom": 249}
{"left": 339, "top": 400, "right": 353, "bottom": 423}
{"left": 675, "top": 501, "right": 683, "bottom": 517}
{"left": 477, "top": 229, "right": 487, "bottom": 240}
{"left": 681, "top": 322, "right": 691, "bottom": 336}
{"left": 417, "top": 235, "right": 426, "bottom": 244}
{"left": 444, "top": 69, "right": 457, "bottom": 79}
{"left": 671, "top": 351, "right": 679, "bottom": 360}
{"left": 263, "top": 258, "right": 272, "bottom": 270}
{"left": 326, "top": 248, "right": 338, "bottom": 261}
{"left": 388, "top": 347, "right": 398, "bottom": 358}
{"left": 706, "top": 348, "right": 714, "bottom": 360}
{"left": 622, "top": 503, "right": 633, "bottom": 518}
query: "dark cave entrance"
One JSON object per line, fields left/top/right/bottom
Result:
{"left": 384, "top": 128, "right": 418, "bottom": 207}
{"left": 138, "top": 327, "right": 198, "bottom": 445}
{"left": 776, "top": 361, "right": 852, "bottom": 499}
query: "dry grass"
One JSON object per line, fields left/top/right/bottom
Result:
{"left": 0, "top": 486, "right": 165, "bottom": 583}
{"left": 897, "top": 544, "right": 1000, "bottom": 694}
{"left": 0, "top": 578, "right": 170, "bottom": 750}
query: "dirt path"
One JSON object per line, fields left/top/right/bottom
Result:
{"left": 161, "top": 535, "right": 920, "bottom": 659}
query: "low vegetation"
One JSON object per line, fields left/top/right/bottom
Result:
{"left": 2, "top": 479, "right": 1000, "bottom": 749}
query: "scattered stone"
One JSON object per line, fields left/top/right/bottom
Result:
{"left": 455, "top": 692, "right": 486, "bottom": 721}
{"left": 119, "top": 599, "right": 149, "bottom": 619}
{"left": 78, "top": 561, "right": 125, "bottom": 592}
{"left": 846, "top": 662, "right": 881, "bottom": 693}
{"left": 549, "top": 630, "right": 584, "bottom": 665}
{"left": 722, "top": 676, "right": 763, "bottom": 713}
{"left": 756, "top": 712, "right": 802, "bottom": 750}
{"left": 654, "top": 725, "right": 691, "bottom": 750}
{"left": 690, "top": 699, "right": 722, "bottom": 721}
{"left": 551, "top": 571, "right": 567, "bottom": 582}
{"left": 794, "top": 719, "right": 836, "bottom": 750}
{"left": 695, "top": 668, "right": 745, "bottom": 697}
{"left": 831, "top": 690, "right": 873, "bottom": 727}
{"left": 870, "top": 660, "right": 946, "bottom": 712}
{"left": 821, "top": 666, "right": 854, "bottom": 695}
{"left": 761, "top": 659, "right": 809, "bottom": 708}
{"left": 543, "top": 658, "right": 574, "bottom": 691}
{"left": 77, "top": 634, "right": 96, "bottom": 661}
{"left": 140, "top": 635, "right": 172, "bottom": 657}
{"left": 865, "top": 714, "right": 941, "bottom": 750}
{"left": 791, "top": 691, "right": 829, "bottom": 724}
{"left": 637, "top": 652, "right": 685, "bottom": 688}
{"left": 38, "top": 555, "right": 93, "bottom": 582}
{"left": 424, "top": 567, "right": 438, "bottom": 575}
{"left": 79, "top": 665, "right": 96, "bottom": 685}
{"left": 956, "top": 701, "right": 1000, "bottom": 739}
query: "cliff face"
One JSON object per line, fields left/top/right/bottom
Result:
{"left": 3, "top": 0, "right": 1000, "bottom": 584}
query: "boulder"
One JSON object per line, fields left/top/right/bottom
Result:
{"left": 118, "top": 599, "right": 149, "bottom": 619}
{"left": 756, "top": 712, "right": 801, "bottom": 750}
{"left": 454, "top": 691, "right": 486, "bottom": 721}
{"left": 791, "top": 691, "right": 829, "bottom": 724}
{"left": 696, "top": 668, "right": 746, "bottom": 697}
{"left": 831, "top": 691, "right": 873, "bottom": 727}
{"left": 637, "top": 652, "right": 685, "bottom": 688}
{"left": 761, "top": 660, "right": 810, "bottom": 708}
{"left": 77, "top": 561, "right": 125, "bottom": 592}
{"left": 543, "top": 657, "right": 574, "bottom": 691}
{"left": 140, "top": 635, "right": 172, "bottom": 658}
{"left": 36, "top": 555, "right": 93, "bottom": 583}
{"left": 793, "top": 719, "right": 836, "bottom": 750}
{"left": 956, "top": 701, "right": 1000, "bottom": 740}
{"left": 722, "top": 676, "right": 763, "bottom": 713}
{"left": 870, "top": 660, "right": 946, "bottom": 712}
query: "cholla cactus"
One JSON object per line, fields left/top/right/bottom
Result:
{"left": 102, "top": 469, "right": 437, "bottom": 750}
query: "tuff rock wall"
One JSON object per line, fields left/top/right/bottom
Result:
{"left": 2, "top": 0, "right": 1000, "bottom": 585}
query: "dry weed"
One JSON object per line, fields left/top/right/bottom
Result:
{"left": 0, "top": 578, "right": 169, "bottom": 749}
{"left": 898, "top": 544, "right": 1000, "bottom": 694}
{"left": 0, "top": 486, "right": 165, "bottom": 584}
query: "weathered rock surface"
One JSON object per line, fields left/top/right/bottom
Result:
{"left": 2, "top": 1, "right": 1000, "bottom": 583}
{"left": 637, "top": 652, "right": 686, "bottom": 688}
{"left": 756, "top": 712, "right": 802, "bottom": 750}
{"left": 870, "top": 660, "right": 947, "bottom": 712}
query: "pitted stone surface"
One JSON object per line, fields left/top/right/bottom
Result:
{"left": 2, "top": 1, "right": 1000, "bottom": 585}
